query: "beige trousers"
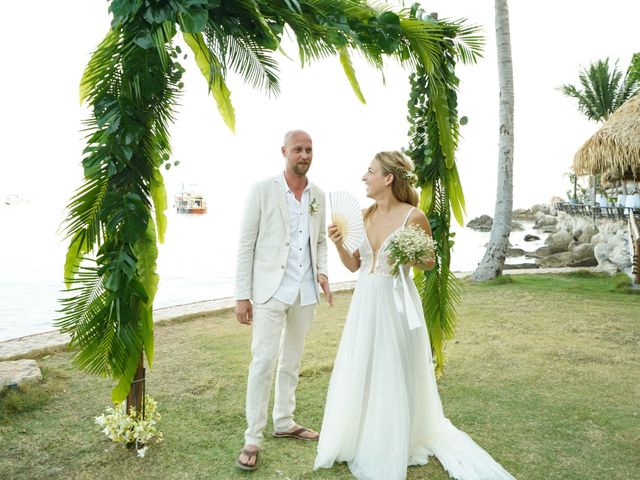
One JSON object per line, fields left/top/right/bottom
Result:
{"left": 244, "top": 295, "right": 316, "bottom": 446}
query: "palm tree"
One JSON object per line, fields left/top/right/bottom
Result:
{"left": 561, "top": 57, "right": 639, "bottom": 122}
{"left": 58, "top": 0, "right": 482, "bottom": 410}
{"left": 472, "top": 0, "right": 514, "bottom": 281}
{"left": 560, "top": 56, "right": 640, "bottom": 199}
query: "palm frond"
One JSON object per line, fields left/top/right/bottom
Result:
{"left": 183, "top": 31, "right": 236, "bottom": 132}
{"left": 205, "top": 25, "right": 281, "bottom": 97}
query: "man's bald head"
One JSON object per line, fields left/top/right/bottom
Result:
{"left": 283, "top": 130, "right": 312, "bottom": 148}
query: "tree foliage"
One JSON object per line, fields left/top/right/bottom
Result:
{"left": 560, "top": 56, "right": 640, "bottom": 123}
{"left": 405, "top": 5, "right": 481, "bottom": 373}
{"left": 59, "top": 0, "right": 482, "bottom": 401}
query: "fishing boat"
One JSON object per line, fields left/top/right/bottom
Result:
{"left": 174, "top": 189, "right": 207, "bottom": 214}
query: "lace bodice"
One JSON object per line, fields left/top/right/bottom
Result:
{"left": 359, "top": 208, "right": 415, "bottom": 276}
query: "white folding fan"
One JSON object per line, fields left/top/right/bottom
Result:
{"left": 329, "top": 191, "right": 364, "bottom": 255}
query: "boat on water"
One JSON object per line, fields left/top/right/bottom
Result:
{"left": 174, "top": 191, "right": 207, "bottom": 214}
{"left": 4, "top": 194, "right": 29, "bottom": 206}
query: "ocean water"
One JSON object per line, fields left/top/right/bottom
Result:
{"left": 0, "top": 202, "right": 547, "bottom": 342}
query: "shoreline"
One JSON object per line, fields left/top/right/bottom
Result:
{"left": 0, "top": 268, "right": 595, "bottom": 361}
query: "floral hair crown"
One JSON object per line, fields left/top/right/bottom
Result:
{"left": 400, "top": 169, "right": 418, "bottom": 186}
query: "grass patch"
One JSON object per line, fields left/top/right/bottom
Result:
{"left": 483, "top": 274, "right": 515, "bottom": 285}
{"left": 0, "top": 274, "right": 638, "bottom": 479}
{"left": 0, "top": 366, "right": 68, "bottom": 419}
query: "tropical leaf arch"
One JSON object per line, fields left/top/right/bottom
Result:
{"left": 59, "top": 0, "right": 483, "bottom": 402}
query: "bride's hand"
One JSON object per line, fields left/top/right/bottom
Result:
{"left": 327, "top": 224, "right": 343, "bottom": 247}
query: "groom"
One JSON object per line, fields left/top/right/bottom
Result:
{"left": 235, "top": 130, "right": 333, "bottom": 471}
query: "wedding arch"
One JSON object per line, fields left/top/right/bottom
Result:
{"left": 58, "top": 0, "right": 482, "bottom": 410}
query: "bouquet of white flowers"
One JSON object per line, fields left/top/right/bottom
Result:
{"left": 386, "top": 225, "right": 436, "bottom": 276}
{"left": 95, "top": 395, "right": 163, "bottom": 458}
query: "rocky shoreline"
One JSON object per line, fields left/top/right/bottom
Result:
{"left": 466, "top": 204, "right": 633, "bottom": 273}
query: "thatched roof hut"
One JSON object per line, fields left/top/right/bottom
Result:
{"left": 573, "top": 95, "right": 640, "bottom": 181}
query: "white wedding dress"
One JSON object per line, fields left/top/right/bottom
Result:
{"left": 314, "top": 209, "right": 515, "bottom": 480}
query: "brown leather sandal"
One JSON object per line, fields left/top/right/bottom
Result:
{"left": 236, "top": 447, "right": 259, "bottom": 471}
{"left": 272, "top": 426, "right": 319, "bottom": 441}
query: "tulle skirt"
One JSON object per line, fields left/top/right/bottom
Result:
{"left": 314, "top": 273, "right": 515, "bottom": 480}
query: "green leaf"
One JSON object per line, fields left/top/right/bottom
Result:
{"left": 447, "top": 165, "right": 466, "bottom": 226}
{"left": 80, "top": 29, "right": 120, "bottom": 104}
{"left": 183, "top": 32, "right": 236, "bottom": 132}
{"left": 431, "top": 85, "right": 455, "bottom": 168}
{"left": 133, "top": 30, "right": 154, "bottom": 50}
{"left": 419, "top": 182, "right": 433, "bottom": 214}
{"left": 111, "top": 351, "right": 142, "bottom": 403}
{"left": 101, "top": 193, "right": 149, "bottom": 243}
{"left": 134, "top": 220, "right": 159, "bottom": 367}
{"left": 283, "top": 0, "right": 302, "bottom": 14}
{"left": 109, "top": 0, "right": 143, "bottom": 25}
{"left": 179, "top": 7, "right": 208, "bottom": 33}
{"left": 142, "top": 4, "right": 175, "bottom": 25}
{"left": 150, "top": 169, "right": 168, "bottom": 244}
{"left": 338, "top": 47, "right": 366, "bottom": 104}
{"left": 64, "top": 232, "right": 89, "bottom": 288}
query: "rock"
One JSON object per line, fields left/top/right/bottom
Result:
{"left": 572, "top": 243, "right": 595, "bottom": 259}
{"left": 534, "top": 214, "right": 558, "bottom": 229}
{"left": 0, "top": 360, "right": 42, "bottom": 389}
{"left": 531, "top": 204, "right": 550, "bottom": 215}
{"left": 594, "top": 243, "right": 615, "bottom": 263}
{"left": 503, "top": 263, "right": 539, "bottom": 270}
{"left": 577, "top": 224, "right": 598, "bottom": 243}
{"left": 540, "top": 225, "right": 557, "bottom": 233}
{"left": 536, "top": 252, "right": 575, "bottom": 268}
{"left": 536, "top": 244, "right": 596, "bottom": 268}
{"left": 526, "top": 246, "right": 552, "bottom": 258}
{"left": 590, "top": 233, "right": 607, "bottom": 245}
{"left": 567, "top": 240, "right": 580, "bottom": 251}
{"left": 466, "top": 215, "right": 493, "bottom": 231}
{"left": 507, "top": 248, "right": 525, "bottom": 257}
{"left": 569, "top": 258, "right": 599, "bottom": 267}
{"left": 512, "top": 208, "right": 534, "bottom": 221}
{"left": 610, "top": 244, "right": 632, "bottom": 268}
{"left": 511, "top": 221, "right": 525, "bottom": 231}
{"left": 594, "top": 259, "right": 619, "bottom": 274}
{"left": 545, "top": 230, "right": 573, "bottom": 253}
{"left": 524, "top": 234, "right": 541, "bottom": 242}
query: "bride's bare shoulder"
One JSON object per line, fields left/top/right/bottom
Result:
{"left": 407, "top": 207, "right": 430, "bottom": 232}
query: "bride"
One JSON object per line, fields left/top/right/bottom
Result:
{"left": 314, "top": 151, "right": 515, "bottom": 480}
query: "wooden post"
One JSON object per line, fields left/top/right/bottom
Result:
{"left": 126, "top": 353, "right": 145, "bottom": 417}
{"left": 629, "top": 212, "right": 640, "bottom": 285}
{"left": 636, "top": 238, "right": 640, "bottom": 285}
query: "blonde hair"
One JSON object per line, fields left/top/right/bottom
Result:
{"left": 364, "top": 151, "right": 419, "bottom": 221}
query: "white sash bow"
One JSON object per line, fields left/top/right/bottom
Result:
{"left": 392, "top": 266, "right": 423, "bottom": 330}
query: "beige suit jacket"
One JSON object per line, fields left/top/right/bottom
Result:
{"left": 235, "top": 174, "right": 328, "bottom": 304}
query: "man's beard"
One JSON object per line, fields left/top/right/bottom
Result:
{"left": 293, "top": 163, "right": 310, "bottom": 176}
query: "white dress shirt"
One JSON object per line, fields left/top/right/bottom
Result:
{"left": 273, "top": 174, "right": 317, "bottom": 306}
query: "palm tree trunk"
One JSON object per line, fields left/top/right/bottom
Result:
{"left": 126, "top": 353, "right": 145, "bottom": 417}
{"left": 472, "top": 0, "right": 514, "bottom": 281}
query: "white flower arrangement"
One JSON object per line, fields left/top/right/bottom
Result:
{"left": 309, "top": 198, "right": 320, "bottom": 215}
{"left": 95, "top": 395, "right": 163, "bottom": 457}
{"left": 386, "top": 225, "right": 436, "bottom": 276}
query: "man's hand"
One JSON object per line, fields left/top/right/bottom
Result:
{"left": 318, "top": 274, "right": 333, "bottom": 307}
{"left": 236, "top": 300, "right": 253, "bottom": 325}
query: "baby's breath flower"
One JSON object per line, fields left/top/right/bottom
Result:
{"left": 386, "top": 225, "right": 435, "bottom": 276}
{"left": 94, "top": 395, "right": 161, "bottom": 458}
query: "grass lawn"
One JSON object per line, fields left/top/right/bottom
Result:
{"left": 1, "top": 272, "right": 638, "bottom": 479}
